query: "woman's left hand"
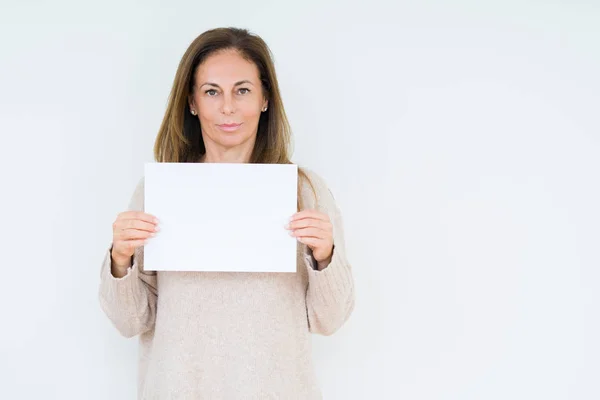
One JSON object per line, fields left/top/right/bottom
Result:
{"left": 285, "top": 210, "right": 334, "bottom": 268}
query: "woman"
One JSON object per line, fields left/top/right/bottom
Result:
{"left": 99, "top": 27, "right": 355, "bottom": 399}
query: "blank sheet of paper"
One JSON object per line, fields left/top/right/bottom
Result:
{"left": 143, "top": 162, "right": 298, "bottom": 272}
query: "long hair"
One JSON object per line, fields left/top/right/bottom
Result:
{"left": 153, "top": 27, "right": 315, "bottom": 210}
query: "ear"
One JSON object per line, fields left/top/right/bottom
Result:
{"left": 188, "top": 95, "right": 195, "bottom": 112}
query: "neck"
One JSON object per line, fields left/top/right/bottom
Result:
{"left": 200, "top": 145, "right": 254, "bottom": 164}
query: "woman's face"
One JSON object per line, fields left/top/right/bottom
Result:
{"left": 189, "top": 49, "right": 268, "bottom": 154}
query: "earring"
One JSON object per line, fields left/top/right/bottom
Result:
{"left": 262, "top": 106, "right": 268, "bottom": 112}
{"left": 191, "top": 109, "right": 197, "bottom": 115}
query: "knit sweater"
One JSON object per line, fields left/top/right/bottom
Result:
{"left": 98, "top": 168, "right": 355, "bottom": 400}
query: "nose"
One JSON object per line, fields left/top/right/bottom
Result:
{"left": 221, "top": 92, "right": 235, "bottom": 115}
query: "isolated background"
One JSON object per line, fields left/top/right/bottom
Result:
{"left": 1, "top": 0, "right": 598, "bottom": 399}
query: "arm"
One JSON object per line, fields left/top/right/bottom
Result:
{"left": 98, "top": 178, "right": 158, "bottom": 338}
{"left": 302, "top": 171, "right": 355, "bottom": 336}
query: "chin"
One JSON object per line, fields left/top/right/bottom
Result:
{"left": 217, "top": 132, "right": 252, "bottom": 147}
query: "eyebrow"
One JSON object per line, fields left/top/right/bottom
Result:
{"left": 199, "top": 80, "right": 254, "bottom": 89}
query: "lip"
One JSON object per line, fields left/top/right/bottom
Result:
{"left": 217, "top": 123, "right": 242, "bottom": 132}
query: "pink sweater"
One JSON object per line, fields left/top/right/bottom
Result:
{"left": 98, "top": 168, "right": 355, "bottom": 399}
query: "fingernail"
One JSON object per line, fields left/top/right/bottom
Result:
{"left": 284, "top": 223, "right": 290, "bottom": 229}
{"left": 150, "top": 233, "right": 156, "bottom": 237}
{"left": 288, "top": 230, "right": 295, "bottom": 236}
{"left": 154, "top": 226, "right": 160, "bottom": 232}
{"left": 154, "top": 218, "right": 159, "bottom": 224}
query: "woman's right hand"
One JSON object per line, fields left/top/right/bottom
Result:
{"left": 111, "top": 211, "right": 159, "bottom": 269}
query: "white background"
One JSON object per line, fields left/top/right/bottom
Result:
{"left": 0, "top": 1, "right": 598, "bottom": 399}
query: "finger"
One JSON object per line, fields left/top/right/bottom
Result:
{"left": 290, "top": 209, "right": 329, "bottom": 222}
{"left": 119, "top": 219, "right": 159, "bottom": 233}
{"left": 118, "top": 228, "right": 156, "bottom": 241}
{"left": 291, "top": 210, "right": 327, "bottom": 221}
{"left": 289, "top": 227, "right": 328, "bottom": 239}
{"left": 296, "top": 236, "right": 323, "bottom": 247}
{"left": 119, "top": 211, "right": 159, "bottom": 224}
{"left": 286, "top": 218, "right": 331, "bottom": 231}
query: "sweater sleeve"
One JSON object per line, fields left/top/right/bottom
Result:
{"left": 301, "top": 170, "right": 355, "bottom": 336}
{"left": 98, "top": 178, "right": 158, "bottom": 338}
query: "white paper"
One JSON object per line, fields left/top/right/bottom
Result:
{"left": 143, "top": 162, "right": 298, "bottom": 272}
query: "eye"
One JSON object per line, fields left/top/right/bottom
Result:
{"left": 238, "top": 88, "right": 250, "bottom": 95}
{"left": 205, "top": 89, "right": 218, "bottom": 96}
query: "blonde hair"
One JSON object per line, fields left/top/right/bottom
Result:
{"left": 153, "top": 27, "right": 315, "bottom": 210}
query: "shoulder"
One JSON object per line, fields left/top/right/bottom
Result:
{"left": 127, "top": 176, "right": 145, "bottom": 211}
{"left": 299, "top": 166, "right": 323, "bottom": 188}
{"left": 133, "top": 176, "right": 145, "bottom": 192}
{"left": 299, "top": 167, "right": 329, "bottom": 195}
{"left": 298, "top": 167, "right": 338, "bottom": 212}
